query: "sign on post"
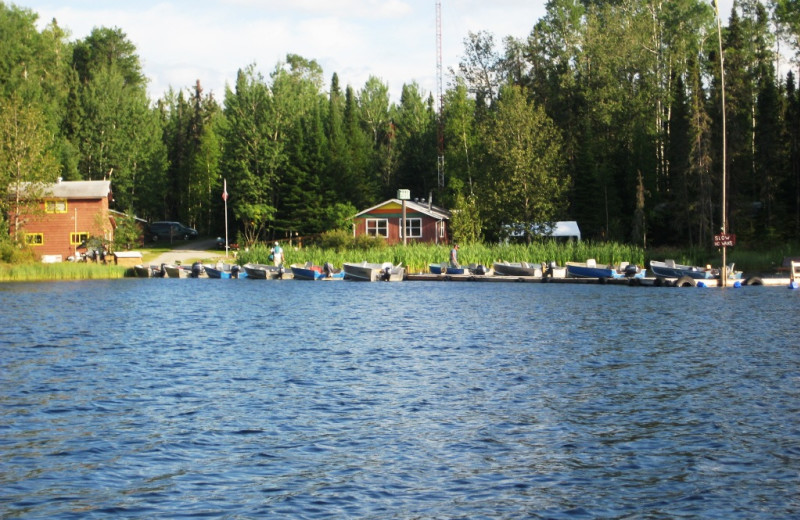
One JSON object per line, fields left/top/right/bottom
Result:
{"left": 714, "top": 233, "right": 736, "bottom": 247}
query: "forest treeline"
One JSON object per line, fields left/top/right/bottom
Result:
{"left": 2, "top": 0, "right": 800, "bottom": 248}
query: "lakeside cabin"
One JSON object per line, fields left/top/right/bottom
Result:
{"left": 352, "top": 198, "right": 451, "bottom": 245}
{"left": 9, "top": 179, "right": 115, "bottom": 261}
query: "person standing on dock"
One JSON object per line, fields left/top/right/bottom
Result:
{"left": 449, "top": 243, "right": 460, "bottom": 268}
{"left": 271, "top": 241, "right": 284, "bottom": 266}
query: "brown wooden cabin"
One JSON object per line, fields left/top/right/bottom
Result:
{"left": 352, "top": 198, "right": 451, "bottom": 245}
{"left": 11, "top": 179, "right": 114, "bottom": 261}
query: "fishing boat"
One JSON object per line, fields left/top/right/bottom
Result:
{"left": 291, "top": 262, "right": 345, "bottom": 280}
{"left": 342, "top": 261, "right": 405, "bottom": 282}
{"left": 133, "top": 264, "right": 153, "bottom": 278}
{"left": 204, "top": 262, "right": 245, "bottom": 279}
{"left": 492, "top": 261, "right": 542, "bottom": 277}
{"left": 243, "top": 263, "right": 288, "bottom": 279}
{"left": 566, "top": 259, "right": 646, "bottom": 279}
{"left": 163, "top": 264, "right": 189, "bottom": 278}
{"left": 649, "top": 259, "right": 715, "bottom": 280}
{"left": 429, "top": 262, "right": 470, "bottom": 275}
{"left": 650, "top": 260, "right": 742, "bottom": 281}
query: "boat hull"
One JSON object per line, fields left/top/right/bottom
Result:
{"left": 243, "top": 263, "right": 288, "bottom": 279}
{"left": 566, "top": 262, "right": 646, "bottom": 279}
{"left": 343, "top": 262, "right": 405, "bottom": 282}
{"left": 204, "top": 263, "right": 245, "bottom": 279}
{"left": 291, "top": 264, "right": 345, "bottom": 280}
{"left": 163, "top": 264, "right": 189, "bottom": 278}
{"left": 429, "top": 263, "right": 469, "bottom": 275}
{"left": 492, "top": 262, "right": 542, "bottom": 277}
{"left": 649, "top": 261, "right": 714, "bottom": 279}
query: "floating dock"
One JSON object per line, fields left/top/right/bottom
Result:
{"left": 405, "top": 273, "right": 792, "bottom": 287}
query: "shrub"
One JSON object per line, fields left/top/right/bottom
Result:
{"left": 354, "top": 234, "right": 386, "bottom": 250}
{"left": 317, "top": 229, "right": 352, "bottom": 251}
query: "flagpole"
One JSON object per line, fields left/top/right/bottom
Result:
{"left": 223, "top": 178, "right": 229, "bottom": 258}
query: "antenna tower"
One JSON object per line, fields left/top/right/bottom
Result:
{"left": 436, "top": 0, "right": 444, "bottom": 188}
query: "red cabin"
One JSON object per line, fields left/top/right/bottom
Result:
{"left": 352, "top": 198, "right": 451, "bottom": 245}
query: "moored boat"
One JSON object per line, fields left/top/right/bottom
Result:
{"left": 204, "top": 262, "right": 245, "bottom": 279}
{"left": 566, "top": 259, "right": 645, "bottom": 279}
{"left": 429, "top": 262, "right": 469, "bottom": 275}
{"left": 650, "top": 259, "right": 741, "bottom": 280}
{"left": 163, "top": 264, "right": 189, "bottom": 278}
{"left": 243, "top": 263, "right": 289, "bottom": 279}
{"left": 649, "top": 259, "right": 714, "bottom": 280}
{"left": 133, "top": 264, "right": 153, "bottom": 278}
{"left": 343, "top": 261, "right": 405, "bottom": 282}
{"left": 492, "top": 261, "right": 542, "bottom": 277}
{"left": 291, "top": 262, "right": 345, "bottom": 280}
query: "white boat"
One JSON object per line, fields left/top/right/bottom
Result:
{"left": 342, "top": 261, "right": 405, "bottom": 282}
{"left": 243, "top": 263, "right": 289, "bottom": 279}
{"left": 163, "top": 264, "right": 190, "bottom": 278}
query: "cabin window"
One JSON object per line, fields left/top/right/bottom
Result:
{"left": 366, "top": 218, "right": 388, "bottom": 238}
{"left": 25, "top": 233, "right": 44, "bottom": 246}
{"left": 438, "top": 221, "right": 446, "bottom": 238}
{"left": 70, "top": 232, "right": 89, "bottom": 245}
{"left": 399, "top": 218, "right": 422, "bottom": 238}
{"left": 45, "top": 199, "right": 68, "bottom": 213}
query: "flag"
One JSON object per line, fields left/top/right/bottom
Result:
{"left": 222, "top": 179, "right": 228, "bottom": 201}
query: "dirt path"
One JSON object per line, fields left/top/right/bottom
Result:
{"left": 149, "top": 238, "right": 231, "bottom": 266}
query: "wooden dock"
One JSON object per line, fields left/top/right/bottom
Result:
{"left": 405, "top": 273, "right": 793, "bottom": 287}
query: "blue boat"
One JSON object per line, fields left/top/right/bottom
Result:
{"left": 291, "top": 262, "right": 345, "bottom": 280}
{"left": 650, "top": 259, "right": 741, "bottom": 280}
{"left": 566, "top": 259, "right": 645, "bottom": 279}
{"left": 204, "top": 263, "right": 246, "bottom": 279}
{"left": 429, "top": 262, "right": 469, "bottom": 275}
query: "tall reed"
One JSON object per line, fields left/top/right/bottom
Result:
{"left": 237, "top": 241, "right": 645, "bottom": 274}
{"left": 0, "top": 263, "right": 129, "bottom": 282}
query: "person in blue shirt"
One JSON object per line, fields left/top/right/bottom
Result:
{"left": 271, "top": 241, "right": 284, "bottom": 266}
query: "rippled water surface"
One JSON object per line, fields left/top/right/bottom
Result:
{"left": 1, "top": 279, "right": 798, "bottom": 519}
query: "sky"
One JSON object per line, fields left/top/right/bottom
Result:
{"left": 23, "top": 0, "right": 736, "bottom": 104}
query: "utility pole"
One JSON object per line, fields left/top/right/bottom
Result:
{"left": 436, "top": 0, "right": 444, "bottom": 189}
{"left": 714, "top": 0, "right": 729, "bottom": 286}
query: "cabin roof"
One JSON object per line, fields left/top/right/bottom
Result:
{"left": 44, "top": 180, "right": 112, "bottom": 199}
{"left": 354, "top": 198, "right": 451, "bottom": 220}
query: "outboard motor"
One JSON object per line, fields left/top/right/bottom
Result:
{"left": 380, "top": 266, "right": 392, "bottom": 281}
{"left": 624, "top": 263, "right": 639, "bottom": 278}
{"left": 191, "top": 261, "right": 204, "bottom": 278}
{"left": 155, "top": 263, "right": 167, "bottom": 278}
{"left": 473, "top": 264, "right": 488, "bottom": 275}
{"left": 277, "top": 265, "right": 285, "bottom": 279}
{"left": 323, "top": 262, "right": 334, "bottom": 278}
{"left": 231, "top": 264, "right": 241, "bottom": 279}
{"left": 544, "top": 260, "right": 557, "bottom": 278}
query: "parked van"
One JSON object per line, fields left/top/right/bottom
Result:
{"left": 148, "top": 221, "right": 198, "bottom": 241}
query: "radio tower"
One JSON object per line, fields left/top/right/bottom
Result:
{"left": 436, "top": 0, "right": 444, "bottom": 188}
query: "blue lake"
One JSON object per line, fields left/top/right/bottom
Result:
{"left": 0, "top": 279, "right": 798, "bottom": 519}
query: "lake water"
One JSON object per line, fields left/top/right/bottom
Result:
{"left": 0, "top": 279, "right": 798, "bottom": 519}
